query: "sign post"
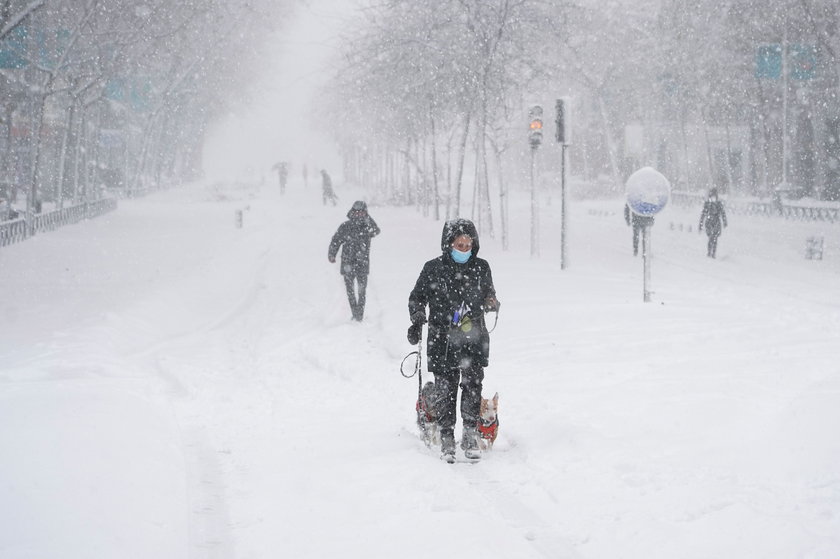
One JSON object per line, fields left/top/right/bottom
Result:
{"left": 556, "top": 98, "right": 569, "bottom": 269}
{"left": 624, "top": 167, "right": 670, "bottom": 302}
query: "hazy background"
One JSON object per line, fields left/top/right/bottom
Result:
{"left": 202, "top": 0, "right": 355, "bottom": 182}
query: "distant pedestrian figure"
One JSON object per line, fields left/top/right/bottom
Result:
{"left": 328, "top": 201, "right": 380, "bottom": 321}
{"left": 321, "top": 169, "right": 338, "bottom": 206}
{"left": 624, "top": 203, "right": 654, "bottom": 256}
{"left": 698, "top": 188, "right": 727, "bottom": 258}
{"left": 272, "top": 161, "right": 288, "bottom": 194}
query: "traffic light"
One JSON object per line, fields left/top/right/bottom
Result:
{"left": 555, "top": 98, "right": 566, "bottom": 144}
{"left": 528, "top": 105, "right": 543, "bottom": 148}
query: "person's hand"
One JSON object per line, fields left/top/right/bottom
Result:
{"left": 483, "top": 296, "right": 499, "bottom": 313}
{"left": 409, "top": 310, "right": 426, "bottom": 325}
{"left": 328, "top": 255, "right": 336, "bottom": 263}
{"left": 407, "top": 323, "right": 422, "bottom": 345}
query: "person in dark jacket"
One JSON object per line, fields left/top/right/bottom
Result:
{"left": 321, "top": 169, "right": 338, "bottom": 206}
{"left": 624, "top": 203, "right": 655, "bottom": 256}
{"left": 328, "top": 201, "right": 380, "bottom": 320}
{"left": 698, "top": 188, "right": 727, "bottom": 258}
{"left": 407, "top": 218, "right": 499, "bottom": 462}
{"left": 272, "top": 161, "right": 288, "bottom": 193}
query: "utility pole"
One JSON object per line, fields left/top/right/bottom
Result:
{"left": 528, "top": 105, "right": 543, "bottom": 257}
{"left": 556, "top": 98, "right": 570, "bottom": 269}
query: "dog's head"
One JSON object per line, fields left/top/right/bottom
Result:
{"left": 479, "top": 392, "right": 499, "bottom": 424}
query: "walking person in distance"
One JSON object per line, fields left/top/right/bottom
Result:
{"left": 328, "top": 201, "right": 380, "bottom": 321}
{"left": 321, "top": 169, "right": 338, "bottom": 206}
{"left": 624, "top": 203, "right": 654, "bottom": 256}
{"left": 698, "top": 188, "right": 728, "bottom": 258}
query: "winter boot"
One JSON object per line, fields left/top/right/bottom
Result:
{"left": 441, "top": 431, "right": 456, "bottom": 464}
{"left": 461, "top": 425, "right": 481, "bottom": 461}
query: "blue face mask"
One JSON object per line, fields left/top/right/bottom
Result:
{"left": 450, "top": 248, "right": 471, "bottom": 264}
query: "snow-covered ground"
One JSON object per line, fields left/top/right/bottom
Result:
{"left": 1, "top": 177, "right": 839, "bottom": 558}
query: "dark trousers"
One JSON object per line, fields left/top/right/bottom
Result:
{"left": 706, "top": 231, "right": 720, "bottom": 258}
{"left": 433, "top": 359, "right": 484, "bottom": 437}
{"left": 343, "top": 273, "right": 368, "bottom": 320}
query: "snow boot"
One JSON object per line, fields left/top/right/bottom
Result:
{"left": 441, "top": 431, "right": 456, "bottom": 464}
{"left": 461, "top": 425, "right": 481, "bottom": 461}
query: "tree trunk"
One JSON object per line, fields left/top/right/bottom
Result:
{"left": 453, "top": 111, "right": 471, "bottom": 218}
{"left": 477, "top": 87, "right": 493, "bottom": 238}
{"left": 597, "top": 94, "right": 621, "bottom": 187}
{"left": 429, "top": 102, "right": 440, "bottom": 221}
{"left": 489, "top": 135, "right": 508, "bottom": 250}
{"left": 56, "top": 102, "right": 77, "bottom": 209}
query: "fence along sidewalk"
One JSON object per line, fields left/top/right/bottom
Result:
{"left": 0, "top": 198, "right": 118, "bottom": 247}
{"left": 671, "top": 191, "right": 840, "bottom": 224}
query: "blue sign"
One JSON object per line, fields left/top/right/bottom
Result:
{"left": 789, "top": 44, "right": 816, "bottom": 80}
{"left": 105, "top": 77, "right": 151, "bottom": 112}
{"left": 0, "top": 26, "right": 71, "bottom": 69}
{"left": 756, "top": 45, "right": 782, "bottom": 79}
{"left": 625, "top": 167, "right": 671, "bottom": 217}
{"left": 756, "top": 44, "right": 816, "bottom": 80}
{"left": 0, "top": 26, "right": 27, "bottom": 69}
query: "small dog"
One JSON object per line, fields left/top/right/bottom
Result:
{"left": 476, "top": 392, "right": 499, "bottom": 450}
{"left": 417, "top": 383, "right": 499, "bottom": 451}
{"left": 416, "top": 381, "right": 441, "bottom": 448}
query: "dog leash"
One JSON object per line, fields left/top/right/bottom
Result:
{"left": 400, "top": 338, "right": 424, "bottom": 406}
{"left": 399, "top": 341, "right": 422, "bottom": 379}
{"left": 486, "top": 305, "right": 500, "bottom": 333}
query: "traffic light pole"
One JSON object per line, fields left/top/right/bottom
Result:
{"left": 530, "top": 146, "right": 539, "bottom": 257}
{"left": 560, "top": 144, "right": 567, "bottom": 270}
{"left": 555, "top": 98, "right": 569, "bottom": 270}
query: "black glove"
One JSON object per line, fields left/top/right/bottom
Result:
{"left": 407, "top": 323, "right": 422, "bottom": 345}
{"left": 409, "top": 310, "right": 426, "bottom": 325}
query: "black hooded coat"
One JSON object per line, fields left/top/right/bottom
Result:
{"left": 699, "top": 198, "right": 727, "bottom": 236}
{"left": 328, "top": 202, "right": 380, "bottom": 276}
{"left": 408, "top": 219, "right": 497, "bottom": 374}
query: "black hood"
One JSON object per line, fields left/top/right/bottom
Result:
{"left": 440, "top": 218, "right": 480, "bottom": 257}
{"left": 347, "top": 200, "right": 368, "bottom": 219}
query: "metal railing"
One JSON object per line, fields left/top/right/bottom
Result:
{"left": 0, "top": 198, "right": 118, "bottom": 247}
{"left": 0, "top": 217, "right": 27, "bottom": 247}
{"left": 670, "top": 191, "right": 840, "bottom": 223}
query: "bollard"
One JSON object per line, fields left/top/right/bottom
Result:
{"left": 235, "top": 209, "right": 243, "bottom": 229}
{"left": 805, "top": 236, "right": 824, "bottom": 260}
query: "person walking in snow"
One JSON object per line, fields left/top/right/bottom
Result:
{"left": 328, "top": 201, "right": 380, "bottom": 321}
{"left": 407, "top": 218, "right": 499, "bottom": 463}
{"left": 321, "top": 169, "right": 338, "bottom": 206}
{"left": 624, "top": 203, "right": 654, "bottom": 256}
{"left": 272, "top": 161, "right": 289, "bottom": 194}
{"left": 698, "top": 188, "right": 727, "bottom": 258}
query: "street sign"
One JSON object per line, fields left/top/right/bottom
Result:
{"left": 756, "top": 45, "right": 782, "bottom": 79}
{"left": 625, "top": 166, "right": 670, "bottom": 216}
{"left": 756, "top": 44, "right": 816, "bottom": 80}
{"left": 789, "top": 44, "right": 816, "bottom": 80}
{"left": 625, "top": 167, "right": 671, "bottom": 303}
{"left": 0, "top": 26, "right": 27, "bottom": 69}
